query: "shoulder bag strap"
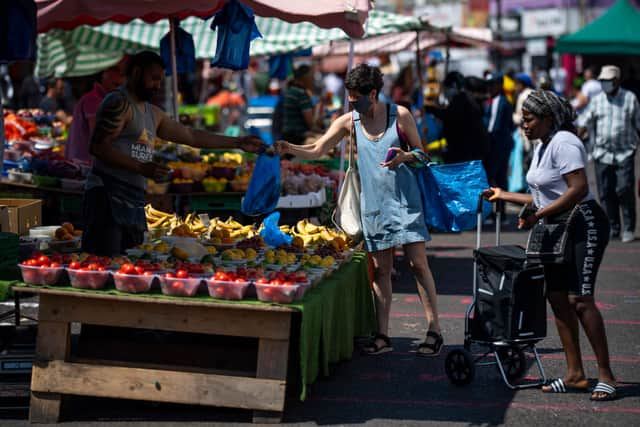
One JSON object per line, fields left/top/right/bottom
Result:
{"left": 349, "top": 111, "right": 357, "bottom": 170}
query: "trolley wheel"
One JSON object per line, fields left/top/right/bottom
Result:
{"left": 445, "top": 349, "right": 475, "bottom": 386}
{"left": 496, "top": 345, "right": 527, "bottom": 381}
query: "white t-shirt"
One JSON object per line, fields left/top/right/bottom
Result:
{"left": 526, "top": 131, "right": 594, "bottom": 209}
{"left": 581, "top": 79, "right": 602, "bottom": 100}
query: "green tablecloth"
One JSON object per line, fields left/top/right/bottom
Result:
{"left": 13, "top": 252, "right": 375, "bottom": 400}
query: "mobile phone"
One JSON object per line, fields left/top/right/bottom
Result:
{"left": 384, "top": 149, "right": 398, "bottom": 162}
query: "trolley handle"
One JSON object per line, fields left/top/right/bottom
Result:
{"left": 476, "top": 194, "right": 485, "bottom": 214}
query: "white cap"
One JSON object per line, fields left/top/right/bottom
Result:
{"left": 598, "top": 65, "right": 620, "bottom": 80}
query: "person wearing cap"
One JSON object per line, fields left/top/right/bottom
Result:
{"left": 66, "top": 59, "right": 127, "bottom": 163}
{"left": 577, "top": 65, "right": 640, "bottom": 243}
{"left": 484, "top": 73, "right": 515, "bottom": 218}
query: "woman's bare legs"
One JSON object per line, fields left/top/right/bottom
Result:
{"left": 403, "top": 242, "right": 441, "bottom": 334}
{"left": 365, "top": 247, "right": 395, "bottom": 351}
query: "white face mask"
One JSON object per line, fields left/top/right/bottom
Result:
{"left": 600, "top": 80, "right": 616, "bottom": 94}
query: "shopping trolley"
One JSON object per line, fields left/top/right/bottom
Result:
{"left": 444, "top": 196, "right": 548, "bottom": 389}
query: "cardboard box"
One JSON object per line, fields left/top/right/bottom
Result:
{"left": 0, "top": 199, "right": 42, "bottom": 235}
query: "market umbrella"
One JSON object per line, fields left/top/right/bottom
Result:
{"left": 36, "top": 0, "right": 372, "bottom": 117}
{"left": 556, "top": 0, "right": 640, "bottom": 55}
{"left": 36, "top": 0, "right": 372, "bottom": 38}
{"left": 37, "top": 10, "right": 420, "bottom": 77}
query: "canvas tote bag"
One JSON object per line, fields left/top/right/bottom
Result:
{"left": 333, "top": 114, "right": 363, "bottom": 244}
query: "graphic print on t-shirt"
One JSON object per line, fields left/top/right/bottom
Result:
{"left": 131, "top": 128, "right": 154, "bottom": 162}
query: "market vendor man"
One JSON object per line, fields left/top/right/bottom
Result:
{"left": 82, "top": 51, "right": 264, "bottom": 256}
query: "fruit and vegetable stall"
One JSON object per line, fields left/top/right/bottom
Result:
{"left": 10, "top": 211, "right": 375, "bottom": 423}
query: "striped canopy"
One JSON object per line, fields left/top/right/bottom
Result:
{"left": 37, "top": 10, "right": 422, "bottom": 77}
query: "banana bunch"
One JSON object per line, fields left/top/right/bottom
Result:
{"left": 221, "top": 152, "right": 244, "bottom": 165}
{"left": 291, "top": 219, "right": 348, "bottom": 249}
{"left": 209, "top": 217, "right": 256, "bottom": 240}
{"left": 171, "top": 212, "right": 207, "bottom": 237}
{"left": 145, "top": 204, "right": 177, "bottom": 229}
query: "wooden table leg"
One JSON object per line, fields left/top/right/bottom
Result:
{"left": 29, "top": 318, "right": 70, "bottom": 423}
{"left": 253, "top": 336, "right": 290, "bottom": 423}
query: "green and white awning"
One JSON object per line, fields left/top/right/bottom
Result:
{"left": 37, "top": 10, "right": 423, "bottom": 77}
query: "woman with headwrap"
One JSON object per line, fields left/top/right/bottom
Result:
{"left": 482, "top": 90, "right": 617, "bottom": 402}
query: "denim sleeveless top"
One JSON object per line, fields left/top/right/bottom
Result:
{"left": 354, "top": 103, "right": 430, "bottom": 251}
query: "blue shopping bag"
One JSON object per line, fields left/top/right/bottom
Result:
{"left": 259, "top": 212, "right": 292, "bottom": 247}
{"left": 241, "top": 147, "right": 281, "bottom": 216}
{"left": 417, "top": 160, "right": 492, "bottom": 232}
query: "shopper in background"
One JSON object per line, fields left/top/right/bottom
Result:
{"left": 39, "top": 77, "right": 64, "bottom": 113}
{"left": 484, "top": 73, "right": 514, "bottom": 218}
{"left": 66, "top": 59, "right": 127, "bottom": 162}
{"left": 281, "top": 64, "right": 323, "bottom": 145}
{"left": 572, "top": 65, "right": 602, "bottom": 115}
{"left": 577, "top": 65, "right": 640, "bottom": 243}
{"left": 425, "top": 71, "right": 489, "bottom": 163}
{"left": 391, "top": 64, "right": 416, "bottom": 110}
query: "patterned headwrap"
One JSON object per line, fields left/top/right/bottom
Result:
{"left": 522, "top": 89, "right": 576, "bottom": 132}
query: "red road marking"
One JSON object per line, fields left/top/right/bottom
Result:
{"left": 309, "top": 395, "right": 640, "bottom": 415}
{"left": 595, "top": 302, "right": 616, "bottom": 310}
{"left": 600, "top": 265, "right": 640, "bottom": 272}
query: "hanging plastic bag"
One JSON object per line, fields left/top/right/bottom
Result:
{"left": 260, "top": 212, "right": 292, "bottom": 247}
{"left": 160, "top": 20, "right": 196, "bottom": 76}
{"left": 210, "top": 0, "right": 262, "bottom": 71}
{"left": 241, "top": 146, "right": 281, "bottom": 215}
{"left": 416, "top": 160, "right": 492, "bottom": 232}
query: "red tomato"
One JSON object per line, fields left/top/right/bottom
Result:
{"left": 50, "top": 262, "right": 61, "bottom": 268}
{"left": 97, "top": 266, "right": 106, "bottom": 272}
{"left": 234, "top": 278, "right": 247, "bottom": 283}
{"left": 176, "top": 269, "right": 189, "bottom": 279}
{"left": 270, "top": 279, "right": 282, "bottom": 286}
{"left": 214, "top": 271, "right": 229, "bottom": 281}
{"left": 88, "top": 263, "right": 100, "bottom": 271}
{"left": 143, "top": 271, "right": 154, "bottom": 276}
{"left": 69, "top": 261, "right": 82, "bottom": 270}
{"left": 121, "top": 263, "right": 135, "bottom": 274}
{"left": 282, "top": 281, "right": 294, "bottom": 286}
{"left": 172, "top": 281, "right": 184, "bottom": 290}
{"left": 256, "top": 277, "right": 269, "bottom": 284}
{"left": 38, "top": 255, "right": 50, "bottom": 265}
{"left": 134, "top": 266, "right": 145, "bottom": 275}
{"left": 165, "top": 272, "right": 175, "bottom": 278}
{"left": 39, "top": 263, "right": 51, "bottom": 268}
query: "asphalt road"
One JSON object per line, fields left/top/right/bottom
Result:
{"left": 1, "top": 154, "right": 639, "bottom": 426}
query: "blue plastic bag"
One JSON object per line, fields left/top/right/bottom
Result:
{"left": 241, "top": 148, "right": 281, "bottom": 216}
{"left": 259, "top": 212, "right": 292, "bottom": 247}
{"left": 160, "top": 20, "right": 196, "bottom": 76}
{"left": 416, "top": 160, "right": 492, "bottom": 232}
{"left": 210, "top": 0, "right": 262, "bottom": 70}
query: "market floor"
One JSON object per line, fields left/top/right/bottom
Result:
{"left": 2, "top": 223, "right": 639, "bottom": 427}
